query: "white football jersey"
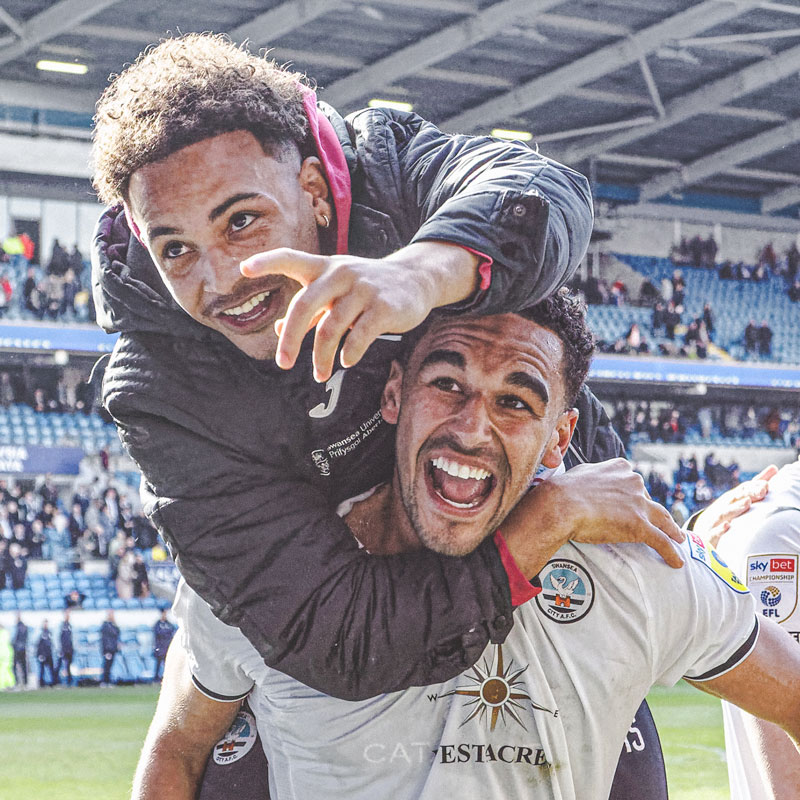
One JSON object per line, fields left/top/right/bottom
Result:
{"left": 176, "top": 529, "right": 757, "bottom": 800}
{"left": 715, "top": 458, "right": 800, "bottom": 800}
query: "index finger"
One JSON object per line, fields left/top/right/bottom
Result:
{"left": 240, "top": 248, "right": 326, "bottom": 285}
{"left": 753, "top": 464, "right": 779, "bottom": 482}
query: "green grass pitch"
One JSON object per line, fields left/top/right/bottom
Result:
{"left": 0, "top": 682, "right": 729, "bottom": 799}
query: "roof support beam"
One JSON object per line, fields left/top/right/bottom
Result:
{"left": 637, "top": 52, "right": 665, "bottom": 118}
{"left": 442, "top": 0, "right": 759, "bottom": 132}
{"left": 559, "top": 40, "right": 800, "bottom": 164}
{"left": 761, "top": 183, "right": 800, "bottom": 213}
{"left": 324, "top": 0, "right": 562, "bottom": 108}
{"left": 0, "top": 0, "right": 119, "bottom": 67}
{"left": 639, "top": 118, "right": 800, "bottom": 201}
{"left": 231, "top": 0, "right": 341, "bottom": 45}
{"left": 0, "top": 5, "right": 25, "bottom": 37}
{"left": 0, "top": 79, "right": 97, "bottom": 113}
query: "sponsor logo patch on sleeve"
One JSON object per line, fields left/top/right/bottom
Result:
{"left": 746, "top": 553, "right": 798, "bottom": 624}
{"left": 687, "top": 533, "right": 748, "bottom": 594}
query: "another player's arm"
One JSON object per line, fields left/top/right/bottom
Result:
{"left": 499, "top": 458, "right": 686, "bottom": 577}
{"left": 132, "top": 639, "right": 242, "bottom": 800}
{"left": 739, "top": 714, "right": 800, "bottom": 799}
{"left": 687, "top": 618, "right": 800, "bottom": 748}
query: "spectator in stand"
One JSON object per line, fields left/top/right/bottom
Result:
{"left": 688, "top": 235, "right": 703, "bottom": 267}
{"left": 0, "top": 539, "right": 7, "bottom": 590}
{"left": 664, "top": 301, "right": 681, "bottom": 340}
{"left": 67, "top": 502, "right": 84, "bottom": 547}
{"left": 61, "top": 268, "right": 79, "bottom": 317}
{"left": 701, "top": 234, "right": 718, "bottom": 268}
{"left": 743, "top": 406, "right": 759, "bottom": 440}
{"left": 719, "top": 259, "right": 734, "bottom": 280}
{"left": 787, "top": 241, "right": 800, "bottom": 281}
{"left": 36, "top": 620, "right": 55, "bottom": 688}
{"left": 28, "top": 519, "right": 46, "bottom": 560}
{"left": 0, "top": 272, "right": 12, "bottom": 306}
{"left": 44, "top": 274, "right": 64, "bottom": 320}
{"left": 790, "top": 279, "right": 800, "bottom": 302}
{"left": 152, "top": 609, "right": 176, "bottom": 682}
{"left": 133, "top": 553, "right": 150, "bottom": 598}
{"left": 669, "top": 236, "right": 690, "bottom": 265}
{"left": 647, "top": 470, "right": 669, "bottom": 506}
{"left": 693, "top": 478, "right": 713, "bottom": 509}
{"left": 702, "top": 303, "right": 714, "bottom": 340}
{"left": 744, "top": 319, "right": 759, "bottom": 356}
{"left": 765, "top": 408, "right": 782, "bottom": 441}
{"left": 697, "top": 407, "right": 713, "bottom": 440}
{"left": 610, "top": 279, "right": 627, "bottom": 306}
{"left": 55, "top": 611, "right": 74, "bottom": 686}
{"left": 116, "top": 548, "right": 135, "bottom": 600}
{"left": 64, "top": 589, "right": 86, "bottom": 609}
{"left": 8, "top": 542, "right": 27, "bottom": 590}
{"left": 670, "top": 486, "right": 690, "bottom": 526}
{"left": 758, "top": 321, "right": 773, "bottom": 358}
{"left": 639, "top": 278, "right": 659, "bottom": 306}
{"left": 12, "top": 614, "right": 28, "bottom": 688}
{"left": 671, "top": 270, "right": 686, "bottom": 306}
{"left": 100, "top": 610, "right": 120, "bottom": 687}
{"left": 0, "top": 372, "right": 15, "bottom": 408}
{"left": 22, "top": 266, "right": 37, "bottom": 315}
{"left": 47, "top": 239, "right": 69, "bottom": 276}
{"left": 759, "top": 242, "right": 777, "bottom": 274}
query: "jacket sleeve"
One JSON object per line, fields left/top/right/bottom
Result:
{"left": 107, "top": 393, "right": 514, "bottom": 701}
{"left": 351, "top": 108, "right": 593, "bottom": 312}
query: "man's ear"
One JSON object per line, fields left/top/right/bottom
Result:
{"left": 540, "top": 408, "right": 579, "bottom": 469}
{"left": 381, "top": 361, "right": 404, "bottom": 425}
{"left": 299, "top": 156, "right": 333, "bottom": 223}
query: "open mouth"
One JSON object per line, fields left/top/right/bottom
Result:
{"left": 426, "top": 455, "right": 495, "bottom": 511}
{"left": 215, "top": 289, "right": 281, "bottom": 332}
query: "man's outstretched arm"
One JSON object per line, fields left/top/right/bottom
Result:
{"left": 132, "top": 641, "right": 241, "bottom": 800}
{"left": 687, "top": 618, "right": 800, "bottom": 747}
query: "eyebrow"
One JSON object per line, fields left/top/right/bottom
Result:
{"left": 505, "top": 371, "right": 549, "bottom": 405}
{"left": 147, "top": 192, "right": 261, "bottom": 241}
{"left": 418, "top": 349, "right": 466, "bottom": 371}
{"left": 209, "top": 192, "right": 260, "bottom": 222}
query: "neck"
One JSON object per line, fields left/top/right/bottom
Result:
{"left": 344, "top": 477, "right": 423, "bottom": 555}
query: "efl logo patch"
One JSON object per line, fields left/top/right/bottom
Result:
{"left": 687, "top": 533, "right": 748, "bottom": 594}
{"left": 536, "top": 559, "right": 594, "bottom": 624}
{"left": 746, "top": 553, "right": 798, "bottom": 624}
{"left": 212, "top": 709, "right": 258, "bottom": 765}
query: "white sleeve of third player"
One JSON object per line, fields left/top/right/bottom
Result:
{"left": 636, "top": 532, "right": 759, "bottom": 687}
{"left": 172, "top": 578, "right": 255, "bottom": 702}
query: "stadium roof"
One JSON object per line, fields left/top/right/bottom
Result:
{"left": 2, "top": 0, "right": 800, "bottom": 218}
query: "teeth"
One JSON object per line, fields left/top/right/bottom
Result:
{"left": 222, "top": 290, "right": 272, "bottom": 317}
{"left": 431, "top": 456, "right": 490, "bottom": 481}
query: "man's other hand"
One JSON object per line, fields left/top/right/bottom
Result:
{"left": 692, "top": 464, "right": 778, "bottom": 548}
{"left": 503, "top": 458, "right": 686, "bottom": 579}
{"left": 241, "top": 242, "right": 479, "bottom": 382}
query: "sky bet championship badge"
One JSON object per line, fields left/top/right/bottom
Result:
{"left": 687, "top": 532, "right": 748, "bottom": 594}
{"left": 746, "top": 553, "right": 798, "bottom": 624}
{"left": 536, "top": 560, "right": 594, "bottom": 623}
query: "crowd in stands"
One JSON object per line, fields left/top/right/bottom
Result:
{"left": 0, "top": 237, "right": 95, "bottom": 323}
{"left": 610, "top": 400, "right": 800, "bottom": 452}
{"left": 0, "top": 473, "right": 158, "bottom": 590}
{"left": 0, "top": 369, "right": 95, "bottom": 416}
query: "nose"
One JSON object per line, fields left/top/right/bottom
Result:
{"left": 448, "top": 392, "right": 494, "bottom": 449}
{"left": 198, "top": 247, "right": 239, "bottom": 295}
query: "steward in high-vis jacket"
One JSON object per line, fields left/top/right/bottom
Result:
{"left": 91, "top": 33, "right": 604, "bottom": 701}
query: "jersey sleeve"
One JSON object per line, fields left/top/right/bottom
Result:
{"left": 173, "top": 580, "right": 255, "bottom": 702}
{"left": 639, "top": 532, "right": 759, "bottom": 687}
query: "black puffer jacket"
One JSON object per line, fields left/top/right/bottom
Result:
{"left": 94, "top": 104, "right": 600, "bottom": 700}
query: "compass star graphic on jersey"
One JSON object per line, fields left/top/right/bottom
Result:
{"left": 440, "top": 644, "right": 554, "bottom": 731}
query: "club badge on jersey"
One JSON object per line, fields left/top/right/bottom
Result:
{"left": 746, "top": 553, "right": 798, "bottom": 623}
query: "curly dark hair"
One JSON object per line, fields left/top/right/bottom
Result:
{"left": 401, "top": 288, "right": 594, "bottom": 408}
{"left": 92, "top": 33, "right": 311, "bottom": 205}
{"left": 513, "top": 288, "right": 595, "bottom": 407}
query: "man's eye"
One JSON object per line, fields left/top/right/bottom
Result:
{"left": 230, "top": 212, "right": 257, "bottom": 232}
{"left": 163, "top": 241, "right": 189, "bottom": 260}
{"left": 498, "top": 395, "right": 531, "bottom": 412}
{"left": 431, "top": 377, "right": 461, "bottom": 393}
